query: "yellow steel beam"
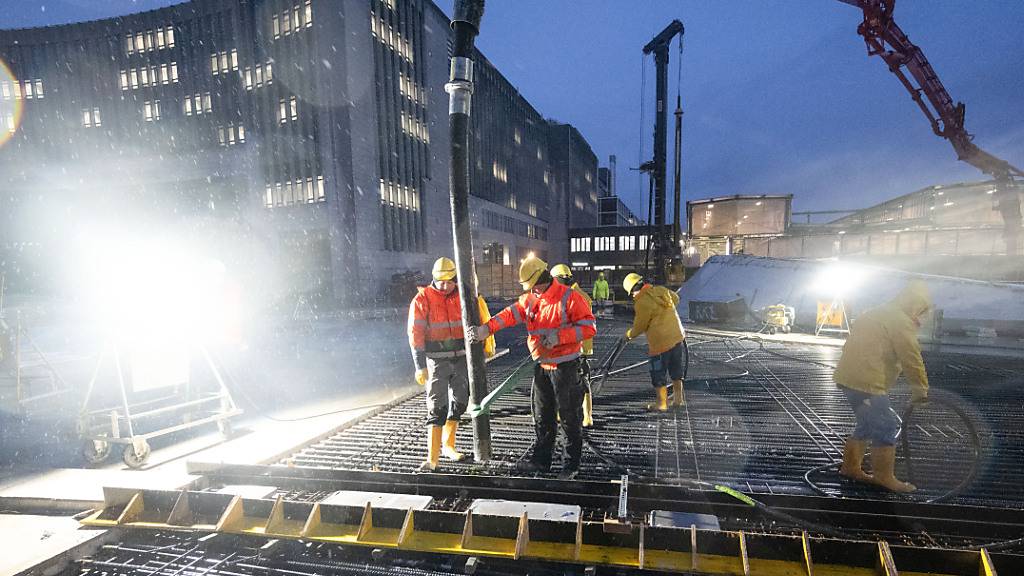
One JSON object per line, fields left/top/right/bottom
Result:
{"left": 79, "top": 488, "right": 995, "bottom": 576}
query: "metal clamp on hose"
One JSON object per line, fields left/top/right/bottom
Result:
{"left": 446, "top": 57, "right": 475, "bottom": 116}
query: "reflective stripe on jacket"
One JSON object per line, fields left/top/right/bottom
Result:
{"left": 627, "top": 284, "right": 684, "bottom": 356}
{"left": 408, "top": 285, "right": 467, "bottom": 370}
{"left": 487, "top": 281, "right": 596, "bottom": 368}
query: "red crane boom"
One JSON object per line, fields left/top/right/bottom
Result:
{"left": 839, "top": 0, "right": 1022, "bottom": 253}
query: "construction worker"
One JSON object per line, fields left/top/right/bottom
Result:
{"left": 551, "top": 264, "right": 595, "bottom": 427}
{"left": 622, "top": 273, "right": 685, "bottom": 411}
{"left": 833, "top": 280, "right": 931, "bottom": 493}
{"left": 470, "top": 256, "right": 596, "bottom": 479}
{"left": 592, "top": 271, "right": 610, "bottom": 303}
{"left": 408, "top": 257, "right": 494, "bottom": 472}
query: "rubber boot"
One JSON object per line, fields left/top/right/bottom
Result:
{"left": 419, "top": 425, "right": 442, "bottom": 472}
{"left": 838, "top": 439, "right": 873, "bottom": 483}
{"left": 869, "top": 446, "right": 916, "bottom": 493}
{"left": 647, "top": 386, "right": 668, "bottom": 412}
{"left": 671, "top": 380, "right": 685, "bottom": 408}
{"left": 441, "top": 420, "right": 465, "bottom": 461}
{"left": 582, "top": 392, "right": 594, "bottom": 427}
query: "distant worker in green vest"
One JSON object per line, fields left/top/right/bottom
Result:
{"left": 551, "top": 264, "right": 596, "bottom": 427}
{"left": 622, "top": 272, "right": 686, "bottom": 411}
{"left": 833, "top": 280, "right": 931, "bottom": 493}
{"left": 592, "top": 272, "right": 610, "bottom": 303}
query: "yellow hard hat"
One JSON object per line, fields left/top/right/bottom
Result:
{"left": 623, "top": 272, "right": 644, "bottom": 295}
{"left": 550, "top": 264, "right": 572, "bottom": 279}
{"left": 432, "top": 257, "right": 457, "bottom": 281}
{"left": 518, "top": 256, "right": 548, "bottom": 291}
{"left": 598, "top": 271, "right": 605, "bottom": 278}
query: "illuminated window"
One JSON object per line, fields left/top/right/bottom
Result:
{"left": 82, "top": 108, "right": 102, "bottom": 128}
{"left": 273, "top": 14, "right": 280, "bottom": 39}
{"left": 1, "top": 82, "right": 10, "bottom": 100}
{"left": 279, "top": 96, "right": 297, "bottom": 123}
{"left": 514, "top": 128, "right": 521, "bottom": 145}
{"left": 244, "top": 62, "right": 273, "bottom": 90}
{"left": 265, "top": 175, "right": 326, "bottom": 208}
{"left": 33, "top": 80, "right": 43, "bottom": 98}
{"left": 217, "top": 123, "right": 246, "bottom": 146}
{"left": 183, "top": 92, "right": 212, "bottom": 116}
{"left": 143, "top": 100, "right": 160, "bottom": 122}
{"left": 304, "top": 0, "right": 313, "bottom": 28}
{"left": 4, "top": 112, "right": 14, "bottom": 134}
{"left": 211, "top": 49, "right": 238, "bottom": 75}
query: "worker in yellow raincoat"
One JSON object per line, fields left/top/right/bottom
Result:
{"left": 833, "top": 280, "right": 931, "bottom": 493}
{"left": 622, "top": 273, "right": 685, "bottom": 411}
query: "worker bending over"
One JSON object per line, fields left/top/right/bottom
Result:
{"left": 622, "top": 273, "right": 685, "bottom": 411}
{"left": 408, "top": 257, "right": 494, "bottom": 472}
{"left": 834, "top": 280, "right": 930, "bottom": 493}
{"left": 471, "top": 256, "right": 596, "bottom": 479}
{"left": 551, "top": 264, "right": 595, "bottom": 427}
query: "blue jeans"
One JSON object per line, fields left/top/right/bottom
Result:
{"left": 840, "top": 386, "right": 901, "bottom": 446}
{"left": 649, "top": 343, "right": 685, "bottom": 388}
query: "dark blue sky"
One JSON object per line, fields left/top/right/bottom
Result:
{"left": 4, "top": 1, "right": 1023, "bottom": 219}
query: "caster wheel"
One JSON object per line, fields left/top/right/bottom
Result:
{"left": 82, "top": 439, "right": 111, "bottom": 465}
{"left": 122, "top": 440, "right": 151, "bottom": 469}
{"left": 217, "top": 419, "right": 234, "bottom": 439}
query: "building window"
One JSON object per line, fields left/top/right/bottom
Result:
{"left": 120, "top": 63, "right": 177, "bottom": 90}
{"left": 244, "top": 62, "right": 273, "bottom": 90}
{"left": 126, "top": 26, "right": 175, "bottom": 54}
{"left": 265, "top": 175, "right": 326, "bottom": 208}
{"left": 279, "top": 96, "right": 297, "bottom": 123}
{"left": 217, "top": 123, "right": 246, "bottom": 146}
{"left": 1, "top": 79, "right": 44, "bottom": 100}
{"left": 513, "top": 128, "right": 522, "bottom": 146}
{"left": 143, "top": 100, "right": 161, "bottom": 122}
{"left": 273, "top": 1, "right": 312, "bottom": 39}
{"left": 82, "top": 108, "right": 102, "bottom": 127}
{"left": 619, "top": 235, "right": 636, "bottom": 251}
{"left": 210, "top": 49, "right": 239, "bottom": 75}
{"left": 370, "top": 11, "right": 414, "bottom": 63}
{"left": 4, "top": 112, "right": 15, "bottom": 134}
{"left": 183, "top": 92, "right": 212, "bottom": 116}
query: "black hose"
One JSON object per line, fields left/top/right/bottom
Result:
{"left": 803, "top": 396, "right": 981, "bottom": 504}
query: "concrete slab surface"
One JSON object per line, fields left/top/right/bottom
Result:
{"left": 0, "top": 514, "right": 112, "bottom": 576}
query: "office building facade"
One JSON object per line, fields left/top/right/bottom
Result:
{"left": 0, "top": 0, "right": 596, "bottom": 305}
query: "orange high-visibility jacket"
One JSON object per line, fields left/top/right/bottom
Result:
{"left": 408, "top": 286, "right": 493, "bottom": 370}
{"left": 408, "top": 285, "right": 467, "bottom": 371}
{"left": 487, "top": 281, "right": 596, "bottom": 368}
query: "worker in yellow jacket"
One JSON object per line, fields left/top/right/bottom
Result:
{"left": 552, "top": 264, "right": 595, "bottom": 427}
{"left": 833, "top": 280, "right": 931, "bottom": 493}
{"left": 622, "top": 273, "right": 685, "bottom": 411}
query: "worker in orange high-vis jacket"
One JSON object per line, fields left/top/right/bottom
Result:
{"left": 622, "top": 273, "right": 686, "bottom": 412}
{"left": 470, "top": 256, "right": 596, "bottom": 479}
{"left": 408, "top": 257, "right": 494, "bottom": 472}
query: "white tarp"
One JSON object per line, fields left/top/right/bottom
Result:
{"left": 678, "top": 255, "right": 1024, "bottom": 329}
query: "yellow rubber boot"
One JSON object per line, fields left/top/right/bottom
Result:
{"left": 441, "top": 420, "right": 465, "bottom": 461}
{"left": 838, "top": 439, "right": 872, "bottom": 482}
{"left": 647, "top": 386, "right": 668, "bottom": 412}
{"left": 869, "top": 446, "right": 916, "bottom": 493}
{"left": 671, "top": 380, "right": 685, "bottom": 407}
{"left": 582, "top": 392, "right": 594, "bottom": 427}
{"left": 419, "top": 425, "right": 442, "bottom": 471}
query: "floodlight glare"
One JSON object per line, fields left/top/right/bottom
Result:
{"left": 811, "top": 262, "right": 865, "bottom": 298}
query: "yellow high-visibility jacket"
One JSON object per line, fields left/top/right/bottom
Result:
{"left": 833, "top": 281, "right": 930, "bottom": 396}
{"left": 478, "top": 295, "right": 496, "bottom": 358}
{"left": 626, "top": 284, "right": 684, "bottom": 356}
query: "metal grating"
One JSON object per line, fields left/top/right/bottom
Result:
{"left": 282, "top": 320, "right": 1024, "bottom": 509}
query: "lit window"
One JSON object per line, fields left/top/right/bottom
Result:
{"left": 136, "top": 33, "right": 144, "bottom": 51}
{"left": 130, "top": 70, "right": 139, "bottom": 88}
{"left": 171, "top": 63, "right": 178, "bottom": 82}
{"left": 4, "top": 112, "right": 14, "bottom": 134}
{"left": 1, "top": 82, "right": 9, "bottom": 100}
{"left": 126, "top": 34, "right": 135, "bottom": 54}
{"left": 143, "top": 100, "right": 160, "bottom": 122}
{"left": 140, "top": 67, "right": 149, "bottom": 85}
{"left": 210, "top": 54, "right": 219, "bottom": 74}
{"left": 289, "top": 96, "right": 297, "bottom": 120}
{"left": 156, "top": 28, "right": 165, "bottom": 49}
{"left": 317, "top": 176, "right": 326, "bottom": 201}
{"left": 160, "top": 64, "right": 169, "bottom": 84}
{"left": 293, "top": 6, "right": 301, "bottom": 29}
{"left": 273, "top": 14, "right": 281, "bottom": 39}
{"left": 166, "top": 28, "right": 175, "bottom": 47}
{"left": 33, "top": 79, "right": 43, "bottom": 98}
{"left": 304, "top": 0, "right": 312, "bottom": 27}
{"left": 183, "top": 97, "right": 193, "bottom": 116}
{"left": 202, "top": 93, "right": 212, "bottom": 113}
{"left": 230, "top": 49, "right": 238, "bottom": 70}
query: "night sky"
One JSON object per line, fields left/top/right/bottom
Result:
{"left": 3, "top": 0, "right": 1022, "bottom": 222}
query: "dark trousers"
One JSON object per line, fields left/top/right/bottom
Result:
{"left": 531, "top": 359, "right": 584, "bottom": 470}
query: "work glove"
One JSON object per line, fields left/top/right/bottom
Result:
{"left": 415, "top": 368, "right": 428, "bottom": 386}
{"left": 467, "top": 324, "right": 490, "bottom": 344}
{"left": 624, "top": 329, "right": 633, "bottom": 341}
{"left": 542, "top": 331, "right": 560, "bottom": 348}
{"left": 911, "top": 389, "right": 928, "bottom": 403}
